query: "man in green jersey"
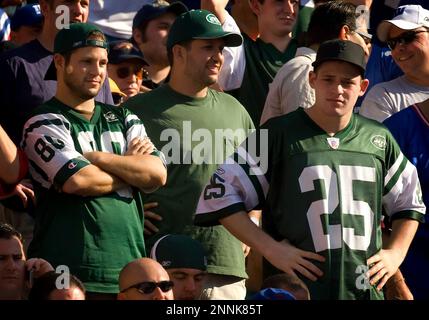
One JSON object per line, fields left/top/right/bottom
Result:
{"left": 195, "top": 40, "right": 425, "bottom": 299}
{"left": 124, "top": 10, "right": 255, "bottom": 299}
{"left": 21, "top": 23, "right": 167, "bottom": 298}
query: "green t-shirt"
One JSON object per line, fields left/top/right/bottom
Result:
{"left": 124, "top": 85, "right": 254, "bottom": 278}
{"left": 22, "top": 98, "right": 149, "bottom": 293}
{"left": 195, "top": 108, "right": 425, "bottom": 299}
{"left": 228, "top": 34, "right": 297, "bottom": 125}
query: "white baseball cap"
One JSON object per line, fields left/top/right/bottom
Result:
{"left": 377, "top": 5, "right": 429, "bottom": 42}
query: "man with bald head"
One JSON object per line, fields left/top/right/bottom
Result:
{"left": 117, "top": 258, "right": 174, "bottom": 300}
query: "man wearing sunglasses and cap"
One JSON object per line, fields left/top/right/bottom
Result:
{"left": 118, "top": 258, "right": 174, "bottom": 300}
{"left": 107, "top": 40, "right": 149, "bottom": 101}
{"left": 360, "top": 4, "right": 429, "bottom": 122}
{"left": 124, "top": 10, "right": 254, "bottom": 300}
{"left": 21, "top": 23, "right": 167, "bottom": 299}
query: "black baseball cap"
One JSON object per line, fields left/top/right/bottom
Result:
{"left": 312, "top": 40, "right": 366, "bottom": 76}
{"left": 167, "top": 9, "right": 243, "bottom": 49}
{"left": 108, "top": 40, "right": 148, "bottom": 66}
{"left": 132, "top": 0, "right": 188, "bottom": 30}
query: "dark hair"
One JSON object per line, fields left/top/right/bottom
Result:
{"left": 167, "top": 39, "right": 192, "bottom": 67}
{"left": 262, "top": 273, "right": 310, "bottom": 299}
{"left": 306, "top": 1, "right": 357, "bottom": 46}
{"left": 28, "top": 271, "right": 86, "bottom": 300}
{"left": 0, "top": 223, "right": 23, "bottom": 242}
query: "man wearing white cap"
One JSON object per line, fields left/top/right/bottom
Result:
{"left": 359, "top": 4, "right": 429, "bottom": 122}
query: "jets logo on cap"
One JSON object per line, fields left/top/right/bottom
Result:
{"left": 206, "top": 13, "right": 221, "bottom": 25}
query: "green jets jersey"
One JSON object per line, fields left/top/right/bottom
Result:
{"left": 21, "top": 97, "right": 158, "bottom": 293}
{"left": 195, "top": 108, "right": 425, "bottom": 300}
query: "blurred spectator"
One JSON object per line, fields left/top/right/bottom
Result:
{"left": 0, "top": 223, "right": 54, "bottom": 300}
{"left": 108, "top": 78, "right": 127, "bottom": 106}
{"left": 118, "top": 258, "right": 174, "bottom": 300}
{"left": 151, "top": 234, "right": 207, "bottom": 300}
{"left": 0, "top": 0, "right": 113, "bottom": 145}
{"left": 132, "top": 0, "right": 187, "bottom": 90}
{"left": 261, "top": 273, "right": 310, "bottom": 300}
{"left": 0, "top": 7, "right": 10, "bottom": 41}
{"left": 88, "top": 0, "right": 151, "bottom": 41}
{"left": 202, "top": 0, "right": 299, "bottom": 125}
{"left": 108, "top": 40, "right": 148, "bottom": 100}
{"left": 250, "top": 287, "right": 296, "bottom": 300}
{"left": 360, "top": 5, "right": 429, "bottom": 122}
{"left": 383, "top": 98, "right": 429, "bottom": 299}
{"left": 28, "top": 271, "right": 86, "bottom": 300}
{"left": 261, "top": 1, "right": 368, "bottom": 125}
{"left": 9, "top": 4, "right": 42, "bottom": 46}
{"left": 0, "top": 124, "right": 34, "bottom": 211}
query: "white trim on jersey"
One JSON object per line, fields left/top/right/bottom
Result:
{"left": 383, "top": 159, "right": 426, "bottom": 217}
{"left": 23, "top": 113, "right": 87, "bottom": 188}
{"left": 384, "top": 152, "right": 404, "bottom": 188}
{"left": 196, "top": 155, "right": 268, "bottom": 217}
{"left": 236, "top": 145, "right": 269, "bottom": 197}
{"left": 125, "top": 114, "right": 148, "bottom": 147}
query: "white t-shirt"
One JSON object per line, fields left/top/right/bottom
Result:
{"left": 359, "top": 75, "right": 429, "bottom": 122}
{"left": 88, "top": 0, "right": 151, "bottom": 39}
{"left": 260, "top": 47, "right": 316, "bottom": 125}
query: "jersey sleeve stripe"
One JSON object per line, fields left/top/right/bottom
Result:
{"left": 233, "top": 152, "right": 267, "bottom": 207}
{"left": 391, "top": 210, "right": 425, "bottom": 223}
{"left": 22, "top": 116, "right": 70, "bottom": 148}
{"left": 28, "top": 159, "right": 51, "bottom": 189}
{"left": 54, "top": 158, "right": 91, "bottom": 187}
{"left": 383, "top": 161, "right": 426, "bottom": 217}
{"left": 194, "top": 203, "right": 247, "bottom": 227}
{"left": 236, "top": 145, "right": 269, "bottom": 197}
{"left": 384, "top": 152, "right": 404, "bottom": 189}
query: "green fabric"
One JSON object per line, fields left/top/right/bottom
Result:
{"left": 293, "top": 5, "right": 314, "bottom": 38}
{"left": 195, "top": 108, "right": 424, "bottom": 299}
{"left": 167, "top": 9, "right": 243, "bottom": 49}
{"left": 26, "top": 98, "right": 147, "bottom": 293}
{"left": 227, "top": 34, "right": 297, "bottom": 125}
{"left": 124, "top": 85, "right": 254, "bottom": 278}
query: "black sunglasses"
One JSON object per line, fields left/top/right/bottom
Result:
{"left": 116, "top": 66, "right": 144, "bottom": 80}
{"left": 121, "top": 280, "right": 174, "bottom": 294}
{"left": 386, "top": 30, "right": 428, "bottom": 50}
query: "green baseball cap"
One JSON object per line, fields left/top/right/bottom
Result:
{"left": 167, "top": 9, "right": 243, "bottom": 49}
{"left": 45, "top": 23, "right": 108, "bottom": 80}
{"left": 54, "top": 23, "right": 108, "bottom": 54}
{"left": 150, "top": 234, "right": 208, "bottom": 271}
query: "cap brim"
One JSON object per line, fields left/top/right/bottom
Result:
{"left": 167, "top": 2, "right": 188, "bottom": 16}
{"left": 312, "top": 58, "right": 365, "bottom": 76}
{"left": 377, "top": 20, "right": 423, "bottom": 42}
{"left": 109, "top": 55, "right": 149, "bottom": 66}
{"left": 194, "top": 32, "right": 243, "bottom": 47}
{"left": 44, "top": 60, "right": 57, "bottom": 81}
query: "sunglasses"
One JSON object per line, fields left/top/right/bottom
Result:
{"left": 386, "top": 30, "right": 428, "bottom": 50}
{"left": 121, "top": 280, "right": 174, "bottom": 294}
{"left": 116, "top": 66, "right": 144, "bottom": 80}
